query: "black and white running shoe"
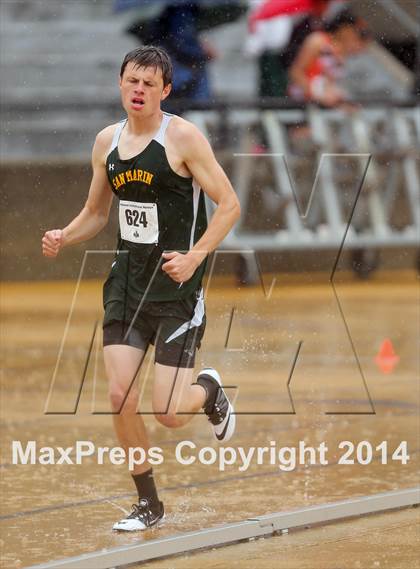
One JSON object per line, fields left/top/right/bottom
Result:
{"left": 112, "top": 498, "right": 165, "bottom": 532}
{"left": 198, "top": 368, "right": 236, "bottom": 442}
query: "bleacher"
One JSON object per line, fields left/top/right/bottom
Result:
{"left": 0, "top": 0, "right": 254, "bottom": 160}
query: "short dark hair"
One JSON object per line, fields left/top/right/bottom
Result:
{"left": 120, "top": 46, "right": 172, "bottom": 87}
{"left": 324, "top": 10, "right": 357, "bottom": 33}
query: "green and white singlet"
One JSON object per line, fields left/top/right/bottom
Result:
{"left": 103, "top": 112, "right": 208, "bottom": 326}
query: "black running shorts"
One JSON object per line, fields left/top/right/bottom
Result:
{"left": 102, "top": 289, "right": 206, "bottom": 368}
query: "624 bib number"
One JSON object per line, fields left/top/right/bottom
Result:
{"left": 125, "top": 209, "right": 147, "bottom": 228}
{"left": 119, "top": 200, "right": 159, "bottom": 244}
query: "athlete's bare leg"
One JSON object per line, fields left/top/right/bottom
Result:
{"left": 153, "top": 363, "right": 206, "bottom": 428}
{"left": 104, "top": 344, "right": 150, "bottom": 476}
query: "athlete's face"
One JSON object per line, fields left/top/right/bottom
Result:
{"left": 119, "top": 62, "right": 171, "bottom": 115}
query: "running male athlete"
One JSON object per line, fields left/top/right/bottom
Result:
{"left": 42, "top": 46, "right": 240, "bottom": 531}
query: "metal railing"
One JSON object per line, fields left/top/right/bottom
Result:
{"left": 185, "top": 103, "right": 419, "bottom": 255}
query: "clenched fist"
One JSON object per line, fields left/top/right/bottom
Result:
{"left": 42, "top": 229, "right": 64, "bottom": 258}
{"left": 161, "top": 250, "right": 202, "bottom": 283}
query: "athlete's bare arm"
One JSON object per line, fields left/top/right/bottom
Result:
{"left": 42, "top": 126, "right": 115, "bottom": 258}
{"left": 162, "top": 119, "right": 240, "bottom": 283}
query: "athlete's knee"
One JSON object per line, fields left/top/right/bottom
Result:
{"left": 109, "top": 383, "right": 139, "bottom": 413}
{"left": 154, "top": 410, "right": 185, "bottom": 429}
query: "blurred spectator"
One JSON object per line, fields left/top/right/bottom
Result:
{"left": 127, "top": 2, "right": 216, "bottom": 105}
{"left": 288, "top": 10, "right": 367, "bottom": 106}
{"left": 246, "top": 0, "right": 347, "bottom": 98}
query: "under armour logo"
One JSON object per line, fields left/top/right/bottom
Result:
{"left": 108, "top": 163, "right": 115, "bottom": 171}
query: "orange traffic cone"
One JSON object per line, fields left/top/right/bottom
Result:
{"left": 375, "top": 339, "right": 399, "bottom": 374}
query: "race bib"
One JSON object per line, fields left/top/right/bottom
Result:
{"left": 119, "top": 200, "right": 159, "bottom": 244}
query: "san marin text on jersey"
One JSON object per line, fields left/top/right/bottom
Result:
{"left": 111, "top": 168, "right": 154, "bottom": 191}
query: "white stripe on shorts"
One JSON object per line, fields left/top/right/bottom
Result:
{"left": 165, "top": 289, "right": 205, "bottom": 344}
